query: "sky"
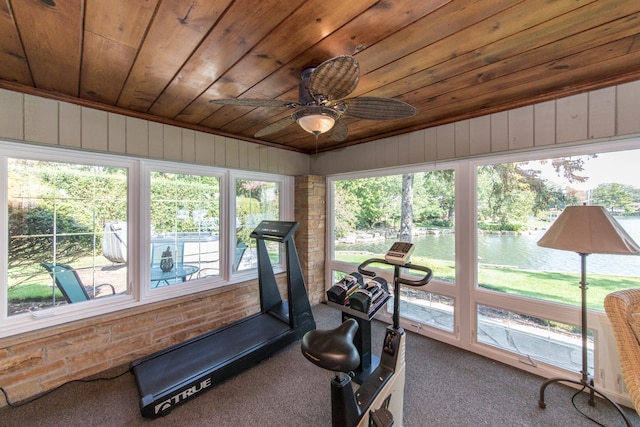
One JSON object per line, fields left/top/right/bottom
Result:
{"left": 528, "top": 148, "right": 640, "bottom": 191}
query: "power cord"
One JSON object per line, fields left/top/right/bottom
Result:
{"left": 570, "top": 385, "right": 606, "bottom": 426}
{"left": 0, "top": 368, "right": 129, "bottom": 408}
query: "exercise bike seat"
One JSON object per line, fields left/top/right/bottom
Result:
{"left": 301, "top": 318, "right": 360, "bottom": 373}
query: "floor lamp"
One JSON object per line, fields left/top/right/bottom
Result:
{"left": 537, "top": 204, "right": 640, "bottom": 426}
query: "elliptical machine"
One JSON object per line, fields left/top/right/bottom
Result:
{"left": 302, "top": 243, "right": 433, "bottom": 427}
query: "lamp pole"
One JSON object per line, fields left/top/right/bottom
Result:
{"left": 578, "top": 252, "right": 594, "bottom": 404}
{"left": 538, "top": 251, "right": 631, "bottom": 426}
{"left": 536, "top": 204, "right": 640, "bottom": 426}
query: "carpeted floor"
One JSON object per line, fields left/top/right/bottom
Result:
{"left": 1, "top": 303, "right": 638, "bottom": 426}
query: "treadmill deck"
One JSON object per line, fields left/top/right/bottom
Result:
{"left": 130, "top": 311, "right": 294, "bottom": 418}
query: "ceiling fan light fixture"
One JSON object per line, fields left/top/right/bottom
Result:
{"left": 293, "top": 107, "right": 339, "bottom": 136}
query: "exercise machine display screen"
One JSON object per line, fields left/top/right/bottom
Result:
{"left": 384, "top": 242, "right": 415, "bottom": 265}
{"left": 250, "top": 220, "right": 298, "bottom": 242}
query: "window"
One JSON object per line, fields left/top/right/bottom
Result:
{"left": 234, "top": 178, "right": 281, "bottom": 272}
{"left": 327, "top": 140, "right": 640, "bottom": 387}
{"left": 476, "top": 151, "right": 640, "bottom": 308}
{"left": 7, "top": 158, "right": 129, "bottom": 317}
{"left": 474, "top": 148, "right": 640, "bottom": 373}
{"left": 330, "top": 168, "right": 456, "bottom": 334}
{"left": 1, "top": 142, "right": 292, "bottom": 338}
{"left": 149, "top": 171, "right": 220, "bottom": 287}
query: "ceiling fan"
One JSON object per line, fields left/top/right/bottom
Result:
{"left": 209, "top": 55, "right": 416, "bottom": 142}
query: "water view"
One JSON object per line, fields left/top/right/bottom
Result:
{"left": 336, "top": 216, "right": 640, "bottom": 277}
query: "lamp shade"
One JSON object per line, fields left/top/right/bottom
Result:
{"left": 537, "top": 205, "right": 640, "bottom": 255}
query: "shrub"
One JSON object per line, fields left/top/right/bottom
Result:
{"left": 8, "top": 205, "right": 94, "bottom": 268}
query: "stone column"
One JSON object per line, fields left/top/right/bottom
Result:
{"left": 294, "top": 175, "right": 326, "bottom": 305}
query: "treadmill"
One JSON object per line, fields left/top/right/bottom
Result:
{"left": 129, "top": 220, "right": 316, "bottom": 418}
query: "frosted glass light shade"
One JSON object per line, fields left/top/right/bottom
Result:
{"left": 293, "top": 106, "right": 340, "bottom": 136}
{"left": 297, "top": 114, "right": 335, "bottom": 135}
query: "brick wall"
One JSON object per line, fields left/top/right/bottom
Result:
{"left": 0, "top": 175, "right": 327, "bottom": 406}
{"left": 0, "top": 280, "right": 264, "bottom": 405}
{"left": 294, "top": 175, "right": 326, "bottom": 305}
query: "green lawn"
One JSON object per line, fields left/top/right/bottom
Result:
{"left": 9, "top": 252, "right": 637, "bottom": 312}
{"left": 334, "top": 252, "right": 637, "bottom": 311}
{"left": 477, "top": 266, "right": 636, "bottom": 311}
{"left": 9, "top": 283, "right": 63, "bottom": 302}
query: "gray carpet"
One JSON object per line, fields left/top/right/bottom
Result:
{"left": 1, "top": 303, "right": 638, "bottom": 426}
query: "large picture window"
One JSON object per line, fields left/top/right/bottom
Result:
{"left": 475, "top": 151, "right": 640, "bottom": 305}
{"left": 149, "top": 171, "right": 220, "bottom": 288}
{"left": 7, "top": 158, "right": 128, "bottom": 316}
{"left": 331, "top": 169, "right": 456, "bottom": 333}
{"left": 327, "top": 140, "right": 640, "bottom": 385}
{"left": 475, "top": 149, "right": 640, "bottom": 373}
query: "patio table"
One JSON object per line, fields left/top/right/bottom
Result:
{"left": 150, "top": 264, "right": 199, "bottom": 287}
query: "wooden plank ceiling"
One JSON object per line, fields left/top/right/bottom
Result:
{"left": 1, "top": 0, "right": 639, "bottom": 154}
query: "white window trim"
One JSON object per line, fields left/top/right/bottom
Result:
{"left": 229, "top": 170, "right": 294, "bottom": 280}
{"left": 1, "top": 141, "right": 138, "bottom": 337}
{"left": 326, "top": 161, "right": 461, "bottom": 348}
{"left": 465, "top": 138, "right": 640, "bottom": 380}
{"left": 1, "top": 141, "right": 293, "bottom": 338}
{"left": 139, "top": 160, "right": 227, "bottom": 303}
{"left": 324, "top": 136, "right": 640, "bottom": 401}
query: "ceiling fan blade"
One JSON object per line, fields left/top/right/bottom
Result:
{"left": 309, "top": 55, "right": 359, "bottom": 102}
{"left": 329, "top": 119, "right": 348, "bottom": 142}
{"left": 254, "top": 115, "right": 295, "bottom": 138}
{"left": 209, "top": 98, "right": 297, "bottom": 108}
{"left": 342, "top": 97, "right": 416, "bottom": 120}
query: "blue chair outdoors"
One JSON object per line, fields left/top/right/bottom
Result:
{"left": 235, "top": 242, "right": 247, "bottom": 271}
{"left": 41, "top": 262, "right": 116, "bottom": 304}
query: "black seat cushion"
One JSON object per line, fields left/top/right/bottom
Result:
{"left": 301, "top": 318, "right": 360, "bottom": 372}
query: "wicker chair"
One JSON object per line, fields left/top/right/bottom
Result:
{"left": 604, "top": 288, "right": 640, "bottom": 414}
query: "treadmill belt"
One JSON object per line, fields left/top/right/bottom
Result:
{"left": 133, "top": 313, "right": 290, "bottom": 396}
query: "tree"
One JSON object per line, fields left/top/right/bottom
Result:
{"left": 478, "top": 163, "right": 534, "bottom": 229}
{"left": 478, "top": 157, "right": 589, "bottom": 229}
{"left": 417, "top": 170, "right": 455, "bottom": 227}
{"left": 333, "top": 183, "right": 360, "bottom": 238}
{"left": 399, "top": 174, "right": 413, "bottom": 242}
{"left": 518, "top": 158, "right": 587, "bottom": 214}
{"left": 591, "top": 183, "right": 634, "bottom": 213}
{"left": 335, "top": 176, "right": 401, "bottom": 229}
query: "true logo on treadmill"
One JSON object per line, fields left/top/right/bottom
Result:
{"left": 154, "top": 378, "right": 213, "bottom": 415}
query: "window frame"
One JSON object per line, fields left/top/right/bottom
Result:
{"left": 466, "top": 139, "right": 640, "bottom": 371}
{"left": 326, "top": 160, "right": 460, "bottom": 346}
{"left": 1, "top": 142, "right": 138, "bottom": 337}
{"left": 139, "top": 161, "right": 226, "bottom": 303}
{"left": 325, "top": 136, "right": 640, "bottom": 382}
{"left": 1, "top": 141, "right": 293, "bottom": 338}
{"left": 229, "top": 170, "right": 294, "bottom": 281}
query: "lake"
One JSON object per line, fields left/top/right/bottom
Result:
{"left": 335, "top": 217, "right": 640, "bottom": 277}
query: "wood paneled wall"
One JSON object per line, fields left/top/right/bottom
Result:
{"left": 0, "top": 89, "right": 310, "bottom": 176}
{"left": 312, "top": 81, "right": 640, "bottom": 175}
